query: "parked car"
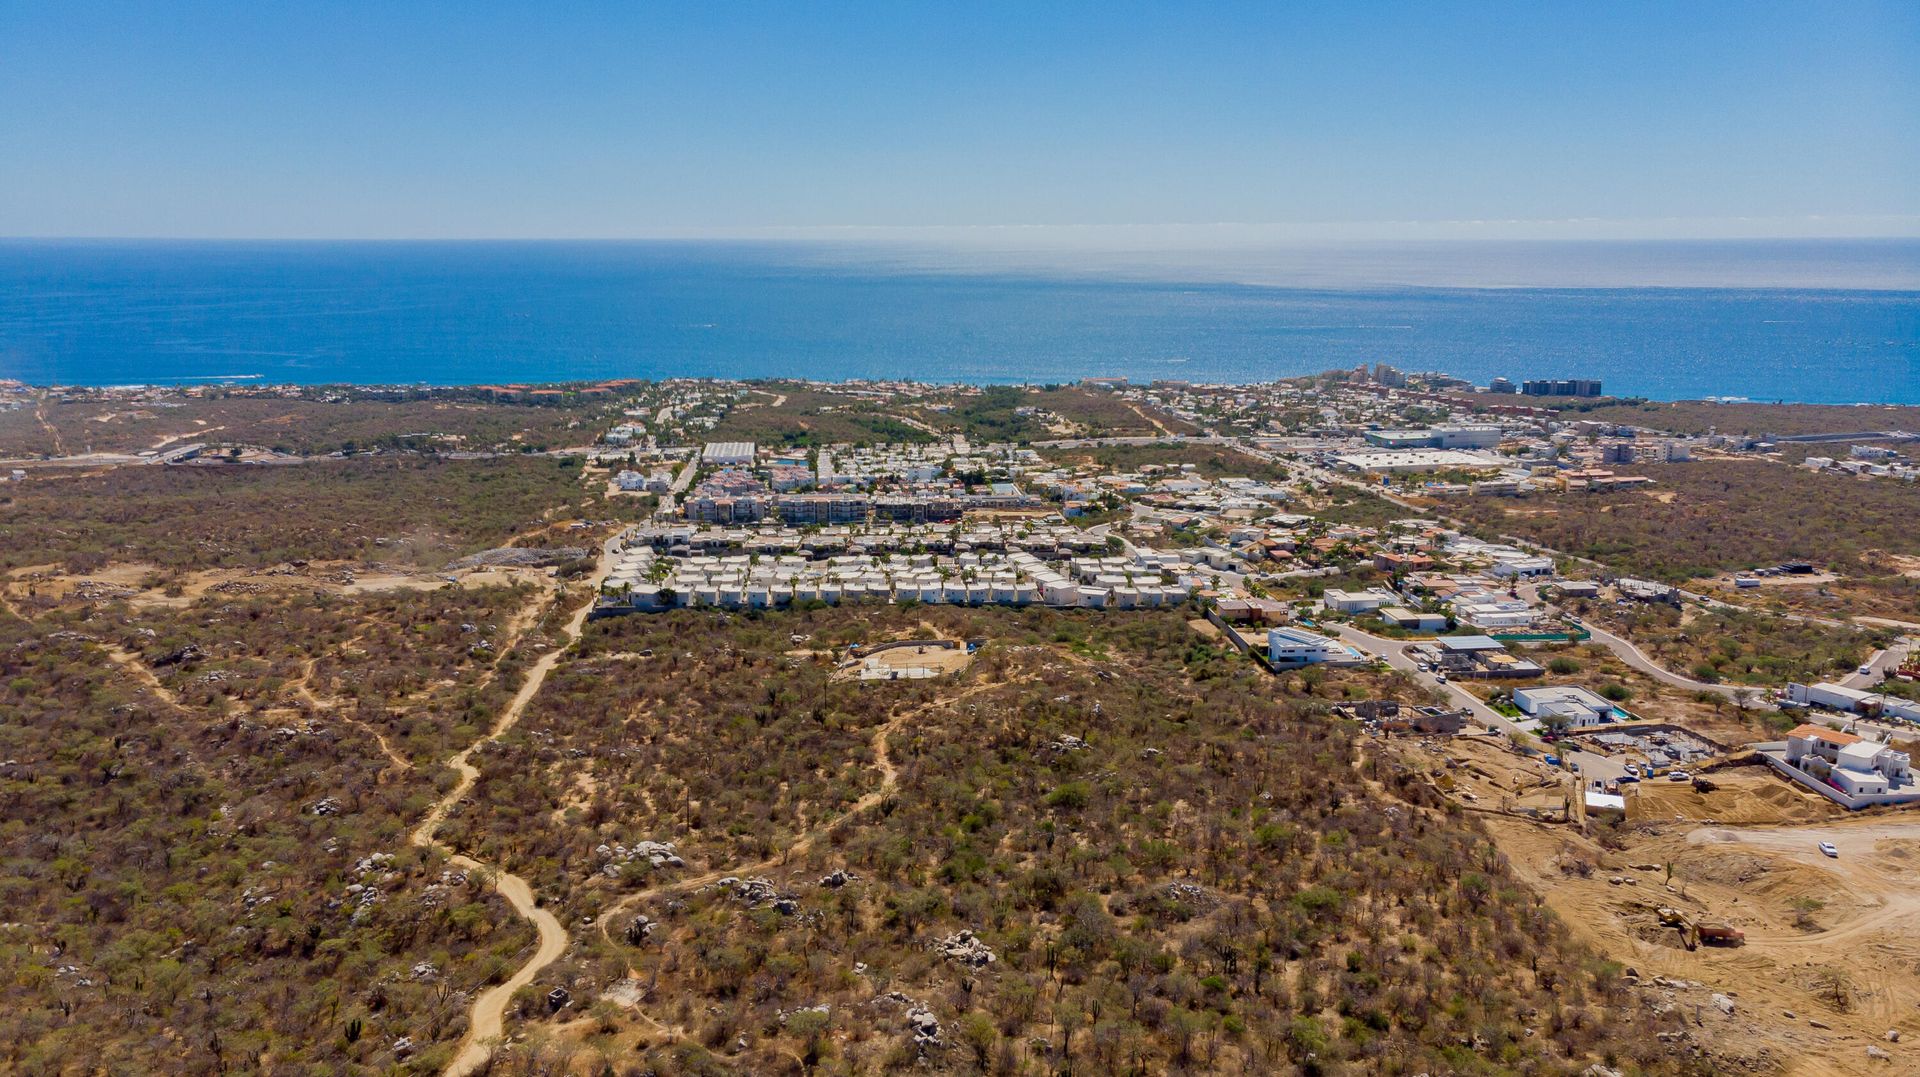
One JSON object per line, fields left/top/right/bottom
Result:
{"left": 1667, "top": 770, "right": 1692, "bottom": 782}
{"left": 1819, "top": 841, "right": 1838, "bottom": 858}
{"left": 1434, "top": 673, "right": 1447, "bottom": 684}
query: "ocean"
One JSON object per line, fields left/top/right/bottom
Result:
{"left": 1, "top": 239, "right": 1916, "bottom": 403}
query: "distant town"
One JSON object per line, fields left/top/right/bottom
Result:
{"left": 5, "top": 369, "right": 1919, "bottom": 1073}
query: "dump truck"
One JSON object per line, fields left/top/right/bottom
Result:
{"left": 1655, "top": 906, "right": 1744, "bottom": 949}
{"left": 1696, "top": 922, "right": 1745, "bottom": 946}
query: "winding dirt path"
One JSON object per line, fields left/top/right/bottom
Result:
{"left": 290, "top": 656, "right": 414, "bottom": 772}
{"left": 421, "top": 538, "right": 616, "bottom": 1077}
{"left": 0, "top": 580, "right": 177, "bottom": 709}
{"left": 590, "top": 677, "right": 1008, "bottom": 1044}
{"left": 99, "top": 640, "right": 189, "bottom": 711}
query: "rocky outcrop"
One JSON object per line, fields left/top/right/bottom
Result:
{"left": 934, "top": 929, "right": 996, "bottom": 967}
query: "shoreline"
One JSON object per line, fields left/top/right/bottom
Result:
{"left": 9, "top": 376, "right": 1920, "bottom": 410}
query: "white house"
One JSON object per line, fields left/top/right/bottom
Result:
{"left": 1378, "top": 606, "right": 1448, "bottom": 631}
{"left": 1488, "top": 556, "right": 1556, "bottom": 579}
{"left": 1321, "top": 588, "right": 1397, "bottom": 614}
{"left": 1454, "top": 600, "right": 1539, "bottom": 631}
{"left": 1789, "top": 682, "right": 1920, "bottom": 724}
{"left": 1513, "top": 685, "right": 1616, "bottom": 728}
{"left": 1784, "top": 724, "right": 1912, "bottom": 796}
{"left": 1268, "top": 627, "right": 1364, "bottom": 668}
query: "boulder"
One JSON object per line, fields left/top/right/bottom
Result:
{"left": 907, "top": 1006, "right": 941, "bottom": 1046}
{"left": 151, "top": 644, "right": 205, "bottom": 667}
{"left": 935, "top": 930, "right": 996, "bottom": 968}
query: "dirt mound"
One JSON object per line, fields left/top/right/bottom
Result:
{"left": 1678, "top": 850, "right": 1779, "bottom": 887}
{"left": 1631, "top": 772, "right": 1838, "bottom": 826}
{"left": 1676, "top": 848, "right": 1866, "bottom": 926}
{"left": 446, "top": 546, "right": 590, "bottom": 570}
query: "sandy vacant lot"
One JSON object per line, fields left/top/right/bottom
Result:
{"left": 1485, "top": 800, "right": 1920, "bottom": 1075}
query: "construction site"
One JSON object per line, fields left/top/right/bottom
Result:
{"left": 831, "top": 636, "right": 979, "bottom": 682}
{"left": 1391, "top": 724, "right": 1919, "bottom": 1073}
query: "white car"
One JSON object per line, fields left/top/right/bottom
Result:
{"left": 1858, "top": 665, "right": 1875, "bottom": 676}
{"left": 1667, "top": 770, "right": 1691, "bottom": 782}
{"left": 1819, "top": 841, "right": 1839, "bottom": 858}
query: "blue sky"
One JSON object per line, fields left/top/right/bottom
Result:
{"left": 2, "top": 2, "right": 1915, "bottom": 239}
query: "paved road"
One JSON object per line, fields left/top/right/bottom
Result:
{"left": 1839, "top": 637, "right": 1915, "bottom": 690}
{"left": 654, "top": 448, "right": 701, "bottom": 517}
{"left": 1575, "top": 619, "right": 1749, "bottom": 700}
{"left": 1326, "top": 622, "right": 1629, "bottom": 782}
{"left": 1033, "top": 434, "right": 1223, "bottom": 448}
{"left": 1511, "top": 582, "right": 1760, "bottom": 703}
{"left": 1270, "top": 452, "right": 1866, "bottom": 632}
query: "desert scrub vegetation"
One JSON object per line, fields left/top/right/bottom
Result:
{"left": 1704, "top": 564, "right": 1920, "bottom": 625}
{"left": 944, "top": 385, "right": 1198, "bottom": 442}
{"left": 462, "top": 607, "right": 1688, "bottom": 1075}
{"left": 1567, "top": 599, "right": 1888, "bottom": 686}
{"left": 450, "top": 608, "right": 950, "bottom": 900}
{"left": 17, "top": 582, "right": 552, "bottom": 767}
{"left": 1303, "top": 485, "right": 1408, "bottom": 530}
{"left": 1569, "top": 400, "right": 1920, "bottom": 438}
{"left": 0, "top": 603, "right": 535, "bottom": 1074}
{"left": 1440, "top": 460, "right": 1920, "bottom": 585}
{"left": 0, "top": 455, "right": 601, "bottom": 572}
{"left": 705, "top": 386, "right": 941, "bottom": 448}
{"left": 0, "top": 390, "right": 620, "bottom": 458}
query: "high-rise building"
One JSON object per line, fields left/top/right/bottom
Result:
{"left": 1372, "top": 363, "right": 1407, "bottom": 387}
{"left": 1521, "top": 378, "right": 1603, "bottom": 398}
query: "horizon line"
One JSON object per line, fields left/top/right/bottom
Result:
{"left": 7, "top": 234, "right": 1920, "bottom": 246}
{"left": 5, "top": 214, "right": 1919, "bottom": 246}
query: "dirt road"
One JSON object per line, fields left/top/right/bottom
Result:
{"left": 421, "top": 535, "right": 616, "bottom": 1077}
{"left": 440, "top": 859, "right": 567, "bottom": 1074}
